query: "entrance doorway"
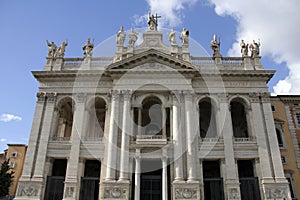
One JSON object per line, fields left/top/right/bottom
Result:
{"left": 140, "top": 160, "right": 162, "bottom": 200}
{"left": 44, "top": 159, "right": 67, "bottom": 200}
{"left": 79, "top": 160, "right": 101, "bottom": 200}
{"left": 238, "top": 160, "right": 261, "bottom": 200}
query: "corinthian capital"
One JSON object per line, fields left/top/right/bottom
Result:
{"left": 122, "top": 90, "right": 132, "bottom": 101}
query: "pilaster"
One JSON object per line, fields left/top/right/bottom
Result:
{"left": 63, "top": 93, "right": 87, "bottom": 200}
{"left": 219, "top": 97, "right": 241, "bottom": 199}
{"left": 19, "top": 92, "right": 47, "bottom": 182}
{"left": 249, "top": 94, "right": 273, "bottom": 179}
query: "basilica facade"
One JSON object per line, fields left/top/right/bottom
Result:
{"left": 15, "top": 17, "right": 291, "bottom": 200}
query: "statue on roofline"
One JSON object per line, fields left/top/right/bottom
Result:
{"left": 46, "top": 40, "right": 57, "bottom": 58}
{"left": 249, "top": 39, "right": 260, "bottom": 57}
{"left": 128, "top": 28, "right": 138, "bottom": 46}
{"left": 55, "top": 40, "right": 68, "bottom": 58}
{"left": 168, "top": 29, "right": 177, "bottom": 45}
{"left": 180, "top": 28, "right": 189, "bottom": 45}
{"left": 148, "top": 13, "right": 158, "bottom": 31}
{"left": 210, "top": 34, "right": 222, "bottom": 57}
{"left": 240, "top": 39, "right": 248, "bottom": 57}
{"left": 82, "top": 38, "right": 94, "bottom": 57}
{"left": 116, "top": 26, "right": 126, "bottom": 46}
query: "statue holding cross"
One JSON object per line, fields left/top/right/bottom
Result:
{"left": 148, "top": 13, "right": 161, "bottom": 31}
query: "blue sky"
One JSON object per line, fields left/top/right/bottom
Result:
{"left": 0, "top": 0, "right": 298, "bottom": 152}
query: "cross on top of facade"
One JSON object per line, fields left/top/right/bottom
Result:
{"left": 154, "top": 13, "right": 161, "bottom": 25}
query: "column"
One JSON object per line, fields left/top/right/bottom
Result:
{"left": 218, "top": 95, "right": 241, "bottom": 199}
{"left": 19, "top": 92, "right": 47, "bottom": 181}
{"left": 184, "top": 91, "right": 197, "bottom": 181}
{"left": 105, "top": 90, "right": 120, "bottom": 180}
{"left": 32, "top": 93, "right": 57, "bottom": 181}
{"left": 162, "top": 106, "right": 167, "bottom": 138}
{"left": 138, "top": 107, "right": 142, "bottom": 136}
{"left": 162, "top": 150, "right": 168, "bottom": 200}
{"left": 134, "top": 149, "right": 141, "bottom": 200}
{"left": 63, "top": 93, "right": 86, "bottom": 200}
{"left": 119, "top": 90, "right": 132, "bottom": 181}
{"left": 172, "top": 93, "right": 184, "bottom": 181}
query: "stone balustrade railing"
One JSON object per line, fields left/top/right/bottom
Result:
{"left": 199, "top": 137, "right": 224, "bottom": 143}
{"left": 136, "top": 135, "right": 164, "bottom": 140}
{"left": 233, "top": 136, "right": 256, "bottom": 143}
{"left": 50, "top": 137, "right": 71, "bottom": 142}
{"left": 45, "top": 56, "right": 262, "bottom": 71}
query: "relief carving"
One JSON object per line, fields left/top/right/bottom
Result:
{"left": 265, "top": 187, "right": 288, "bottom": 199}
{"left": 104, "top": 187, "right": 126, "bottom": 199}
{"left": 20, "top": 185, "right": 38, "bottom": 196}
{"left": 228, "top": 188, "right": 239, "bottom": 200}
{"left": 175, "top": 188, "right": 197, "bottom": 199}
{"left": 65, "top": 186, "right": 74, "bottom": 198}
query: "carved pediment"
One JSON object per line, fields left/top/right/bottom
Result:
{"left": 107, "top": 49, "right": 195, "bottom": 71}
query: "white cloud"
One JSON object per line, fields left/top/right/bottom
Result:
{"left": 0, "top": 138, "right": 7, "bottom": 142}
{"left": 208, "top": 0, "right": 300, "bottom": 94}
{"left": 0, "top": 113, "right": 22, "bottom": 122}
{"left": 136, "top": 0, "right": 198, "bottom": 27}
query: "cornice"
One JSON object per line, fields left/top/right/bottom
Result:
{"left": 277, "top": 95, "right": 300, "bottom": 102}
{"left": 107, "top": 48, "right": 195, "bottom": 70}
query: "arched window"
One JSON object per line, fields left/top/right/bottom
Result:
{"left": 142, "top": 96, "right": 163, "bottom": 136}
{"left": 86, "top": 97, "right": 106, "bottom": 139}
{"left": 55, "top": 97, "right": 74, "bottom": 139}
{"left": 230, "top": 100, "right": 249, "bottom": 138}
{"left": 199, "top": 99, "right": 217, "bottom": 138}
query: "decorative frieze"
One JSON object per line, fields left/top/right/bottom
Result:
{"left": 264, "top": 186, "right": 289, "bottom": 199}
{"left": 228, "top": 188, "right": 239, "bottom": 200}
{"left": 64, "top": 186, "right": 75, "bottom": 198}
{"left": 175, "top": 188, "right": 197, "bottom": 199}
{"left": 104, "top": 187, "right": 127, "bottom": 199}
{"left": 17, "top": 184, "right": 39, "bottom": 197}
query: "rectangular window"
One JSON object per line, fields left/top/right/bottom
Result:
{"left": 271, "top": 105, "right": 276, "bottom": 112}
{"left": 296, "top": 113, "right": 300, "bottom": 125}
{"left": 281, "top": 156, "right": 287, "bottom": 164}
{"left": 286, "top": 177, "right": 296, "bottom": 199}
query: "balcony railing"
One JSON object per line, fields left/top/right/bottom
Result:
{"left": 135, "top": 135, "right": 167, "bottom": 145}
{"left": 233, "top": 137, "right": 256, "bottom": 143}
{"left": 81, "top": 137, "right": 103, "bottom": 142}
{"left": 199, "top": 137, "right": 224, "bottom": 144}
{"left": 136, "top": 135, "right": 163, "bottom": 139}
{"left": 50, "top": 137, "right": 70, "bottom": 142}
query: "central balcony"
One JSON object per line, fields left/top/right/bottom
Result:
{"left": 135, "top": 134, "right": 168, "bottom": 145}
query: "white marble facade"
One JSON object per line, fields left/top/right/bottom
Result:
{"left": 15, "top": 20, "right": 291, "bottom": 200}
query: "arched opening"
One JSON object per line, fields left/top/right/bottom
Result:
{"left": 230, "top": 100, "right": 249, "bottom": 138}
{"left": 55, "top": 97, "right": 74, "bottom": 139}
{"left": 142, "top": 96, "right": 163, "bottom": 137}
{"left": 86, "top": 97, "right": 106, "bottom": 139}
{"left": 199, "top": 99, "right": 217, "bottom": 138}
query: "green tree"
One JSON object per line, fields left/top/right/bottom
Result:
{"left": 0, "top": 159, "right": 14, "bottom": 197}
